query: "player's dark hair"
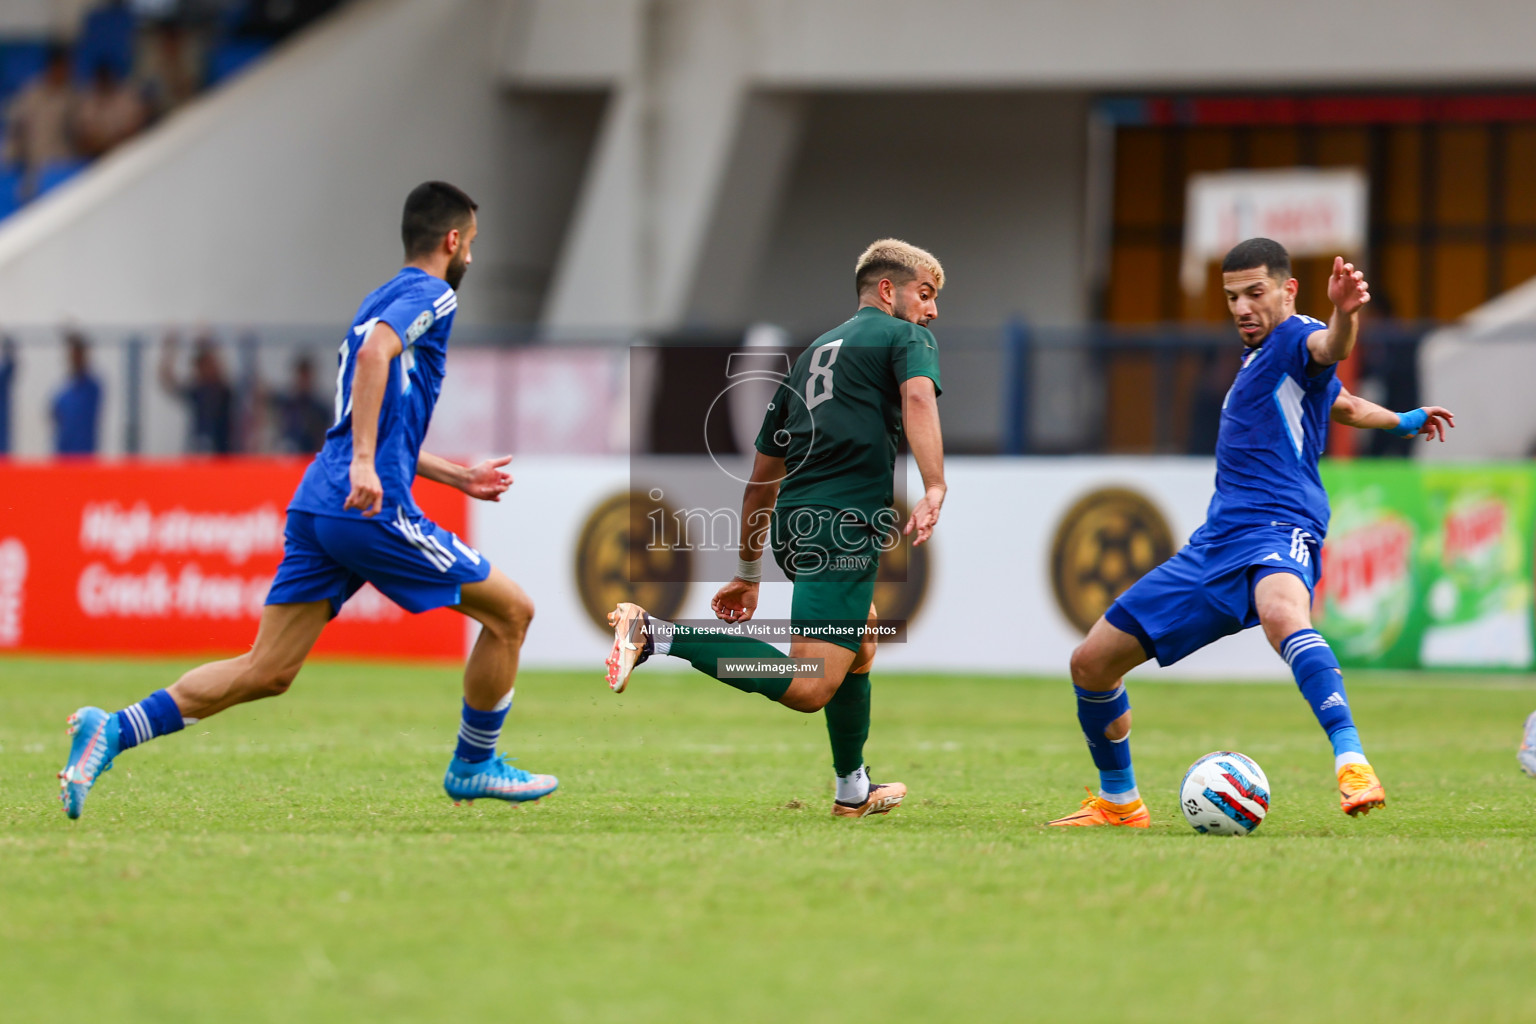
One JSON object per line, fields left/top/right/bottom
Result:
{"left": 855, "top": 259, "right": 915, "bottom": 296}
{"left": 401, "top": 181, "right": 478, "bottom": 258}
{"left": 1221, "top": 237, "right": 1292, "bottom": 280}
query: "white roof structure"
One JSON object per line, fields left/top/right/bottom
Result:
{"left": 1420, "top": 276, "right": 1536, "bottom": 460}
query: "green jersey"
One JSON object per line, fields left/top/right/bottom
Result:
{"left": 755, "top": 306, "right": 942, "bottom": 520}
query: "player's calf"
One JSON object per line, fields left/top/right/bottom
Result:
{"left": 779, "top": 675, "right": 842, "bottom": 713}
{"left": 245, "top": 657, "right": 301, "bottom": 700}
{"left": 1276, "top": 626, "right": 1385, "bottom": 816}
{"left": 603, "top": 602, "right": 802, "bottom": 703}
{"left": 471, "top": 588, "right": 534, "bottom": 647}
{"left": 1055, "top": 614, "right": 1153, "bottom": 822}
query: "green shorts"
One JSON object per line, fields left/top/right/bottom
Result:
{"left": 771, "top": 506, "right": 880, "bottom": 652}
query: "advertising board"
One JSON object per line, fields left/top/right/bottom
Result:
{"left": 0, "top": 461, "right": 467, "bottom": 659}
{"left": 5, "top": 458, "right": 1527, "bottom": 675}
{"left": 1317, "top": 461, "right": 1535, "bottom": 669}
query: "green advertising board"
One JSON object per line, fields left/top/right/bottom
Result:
{"left": 1316, "top": 461, "right": 1535, "bottom": 670}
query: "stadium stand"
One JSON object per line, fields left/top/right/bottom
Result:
{"left": 0, "top": 0, "right": 346, "bottom": 218}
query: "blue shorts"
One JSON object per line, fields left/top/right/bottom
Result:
{"left": 1106, "top": 524, "right": 1320, "bottom": 667}
{"left": 266, "top": 509, "right": 491, "bottom": 616}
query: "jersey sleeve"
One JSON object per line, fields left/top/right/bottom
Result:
{"left": 1279, "top": 315, "right": 1335, "bottom": 391}
{"left": 376, "top": 284, "right": 453, "bottom": 349}
{"left": 1326, "top": 374, "right": 1344, "bottom": 408}
{"left": 895, "top": 323, "right": 942, "bottom": 396}
{"left": 754, "top": 381, "right": 792, "bottom": 457}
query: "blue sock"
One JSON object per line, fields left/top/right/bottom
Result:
{"left": 114, "top": 689, "right": 187, "bottom": 751}
{"left": 1281, "top": 629, "right": 1367, "bottom": 763}
{"left": 455, "top": 692, "right": 511, "bottom": 764}
{"left": 1099, "top": 762, "right": 1137, "bottom": 800}
{"left": 1329, "top": 726, "right": 1364, "bottom": 761}
{"left": 1075, "top": 684, "right": 1138, "bottom": 800}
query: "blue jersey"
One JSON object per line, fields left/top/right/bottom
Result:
{"left": 1195, "top": 314, "right": 1342, "bottom": 544}
{"left": 290, "top": 267, "right": 458, "bottom": 519}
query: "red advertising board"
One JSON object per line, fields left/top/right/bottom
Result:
{"left": 0, "top": 460, "right": 468, "bottom": 659}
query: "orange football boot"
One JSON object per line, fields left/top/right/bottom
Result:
{"left": 1046, "top": 787, "right": 1150, "bottom": 828}
{"left": 1338, "top": 762, "right": 1386, "bottom": 816}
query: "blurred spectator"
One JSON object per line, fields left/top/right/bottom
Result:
{"left": 160, "top": 331, "right": 234, "bottom": 453}
{"left": 3, "top": 46, "right": 80, "bottom": 199}
{"left": 135, "top": 20, "right": 202, "bottom": 117}
{"left": 53, "top": 332, "right": 102, "bottom": 456}
{"left": 266, "top": 354, "right": 331, "bottom": 454}
{"left": 72, "top": 59, "right": 149, "bottom": 159}
{"left": 234, "top": 0, "right": 346, "bottom": 39}
{"left": 1186, "top": 347, "right": 1231, "bottom": 455}
{"left": 75, "top": 1, "right": 137, "bottom": 82}
{"left": 0, "top": 336, "right": 15, "bottom": 455}
{"left": 129, "top": 0, "right": 181, "bottom": 16}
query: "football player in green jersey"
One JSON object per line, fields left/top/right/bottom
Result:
{"left": 605, "top": 239, "right": 948, "bottom": 817}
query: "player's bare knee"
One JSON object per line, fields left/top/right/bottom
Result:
{"left": 781, "top": 680, "right": 836, "bottom": 713}
{"left": 511, "top": 591, "right": 535, "bottom": 631}
{"left": 248, "top": 659, "right": 300, "bottom": 698}
{"left": 851, "top": 636, "right": 877, "bottom": 674}
{"left": 850, "top": 609, "right": 878, "bottom": 673}
{"left": 1255, "top": 597, "right": 1310, "bottom": 650}
{"left": 1069, "top": 642, "right": 1108, "bottom": 690}
{"left": 793, "top": 691, "right": 833, "bottom": 713}
{"left": 265, "top": 667, "right": 299, "bottom": 697}
{"left": 480, "top": 595, "right": 534, "bottom": 647}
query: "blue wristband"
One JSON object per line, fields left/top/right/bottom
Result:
{"left": 1390, "top": 408, "right": 1428, "bottom": 437}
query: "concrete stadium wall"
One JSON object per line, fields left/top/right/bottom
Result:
{"left": 9, "top": 0, "right": 1536, "bottom": 337}
{"left": 0, "top": 0, "right": 87, "bottom": 37}
{"left": 742, "top": 91, "right": 1088, "bottom": 333}
{"left": 519, "top": 0, "right": 1536, "bottom": 335}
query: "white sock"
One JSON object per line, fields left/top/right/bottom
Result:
{"left": 836, "top": 765, "right": 870, "bottom": 805}
{"left": 1335, "top": 752, "right": 1370, "bottom": 773}
{"left": 1100, "top": 786, "right": 1140, "bottom": 805}
{"left": 648, "top": 618, "right": 674, "bottom": 656}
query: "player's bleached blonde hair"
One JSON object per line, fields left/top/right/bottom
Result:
{"left": 855, "top": 238, "right": 945, "bottom": 296}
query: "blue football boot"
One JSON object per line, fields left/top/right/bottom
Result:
{"left": 443, "top": 753, "right": 558, "bottom": 805}
{"left": 59, "top": 706, "right": 120, "bottom": 819}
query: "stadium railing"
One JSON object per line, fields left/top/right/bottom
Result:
{"left": 0, "top": 320, "right": 1437, "bottom": 461}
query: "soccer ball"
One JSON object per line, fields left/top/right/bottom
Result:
{"left": 1179, "top": 751, "right": 1270, "bottom": 836}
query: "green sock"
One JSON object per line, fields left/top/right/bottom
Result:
{"left": 668, "top": 627, "right": 792, "bottom": 701}
{"left": 824, "top": 671, "right": 871, "bottom": 777}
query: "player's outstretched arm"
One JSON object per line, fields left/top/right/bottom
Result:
{"left": 1331, "top": 387, "right": 1455, "bottom": 441}
{"left": 342, "top": 322, "right": 403, "bottom": 517}
{"left": 901, "top": 375, "right": 945, "bottom": 546}
{"left": 712, "top": 451, "right": 785, "bottom": 624}
{"left": 418, "top": 452, "right": 514, "bottom": 501}
{"left": 1307, "top": 256, "right": 1372, "bottom": 368}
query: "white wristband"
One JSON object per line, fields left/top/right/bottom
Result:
{"left": 735, "top": 556, "right": 762, "bottom": 583}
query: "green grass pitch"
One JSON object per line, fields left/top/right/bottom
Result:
{"left": 2, "top": 656, "right": 1534, "bottom": 1023}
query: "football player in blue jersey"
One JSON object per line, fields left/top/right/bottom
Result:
{"left": 1049, "top": 237, "right": 1454, "bottom": 828}
{"left": 58, "top": 182, "right": 557, "bottom": 818}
